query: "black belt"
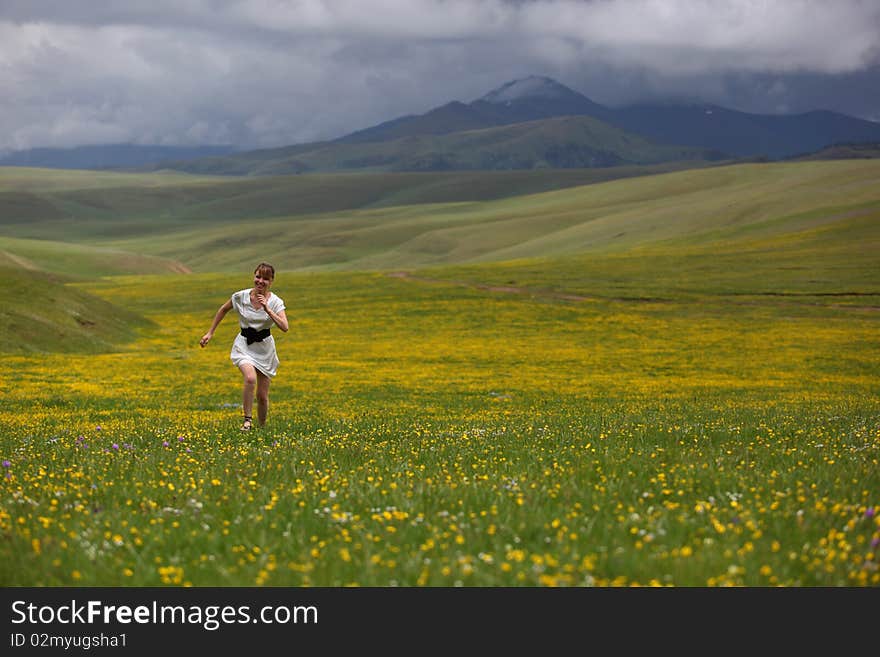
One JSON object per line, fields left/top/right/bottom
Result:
{"left": 241, "top": 327, "right": 270, "bottom": 345}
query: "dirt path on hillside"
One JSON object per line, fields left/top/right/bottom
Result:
{"left": 0, "top": 250, "right": 40, "bottom": 270}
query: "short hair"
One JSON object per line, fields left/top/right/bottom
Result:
{"left": 254, "top": 262, "right": 275, "bottom": 280}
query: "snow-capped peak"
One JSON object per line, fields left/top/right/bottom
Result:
{"left": 479, "top": 76, "right": 579, "bottom": 104}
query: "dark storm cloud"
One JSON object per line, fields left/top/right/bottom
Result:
{"left": 1, "top": 0, "right": 878, "bottom": 151}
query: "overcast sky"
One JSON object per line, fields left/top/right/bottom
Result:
{"left": 2, "top": 0, "right": 879, "bottom": 152}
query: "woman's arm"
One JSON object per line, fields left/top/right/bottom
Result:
{"left": 199, "top": 299, "right": 233, "bottom": 347}
{"left": 265, "top": 306, "right": 289, "bottom": 332}
{"left": 256, "top": 294, "right": 289, "bottom": 332}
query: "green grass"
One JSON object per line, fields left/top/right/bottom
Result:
{"left": 0, "top": 266, "right": 152, "bottom": 354}
{"left": 0, "top": 236, "right": 191, "bottom": 279}
{"left": 413, "top": 208, "right": 880, "bottom": 303}
{"left": 0, "top": 167, "right": 227, "bottom": 193}
{"left": 0, "top": 159, "right": 877, "bottom": 587}
{"left": 5, "top": 159, "right": 876, "bottom": 276}
{"left": 0, "top": 268, "right": 877, "bottom": 586}
{"left": 0, "top": 164, "right": 702, "bottom": 242}
{"left": 93, "top": 159, "right": 880, "bottom": 274}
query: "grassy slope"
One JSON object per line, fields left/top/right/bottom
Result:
{"left": 0, "top": 167, "right": 229, "bottom": 192}
{"left": 1, "top": 159, "right": 877, "bottom": 354}
{"left": 0, "top": 266, "right": 152, "bottom": 353}
{"left": 2, "top": 161, "right": 877, "bottom": 590}
{"left": 0, "top": 236, "right": 190, "bottom": 279}
{"left": 87, "top": 159, "right": 880, "bottom": 275}
{"left": 2, "top": 160, "right": 877, "bottom": 276}
{"left": 0, "top": 165, "right": 707, "bottom": 242}
{"left": 5, "top": 267, "right": 879, "bottom": 587}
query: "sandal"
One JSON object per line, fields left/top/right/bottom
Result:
{"left": 241, "top": 416, "right": 253, "bottom": 431}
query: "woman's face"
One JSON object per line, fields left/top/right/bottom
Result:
{"left": 254, "top": 269, "right": 273, "bottom": 291}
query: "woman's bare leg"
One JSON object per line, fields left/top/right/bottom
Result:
{"left": 238, "top": 362, "right": 258, "bottom": 425}
{"left": 256, "top": 371, "right": 270, "bottom": 427}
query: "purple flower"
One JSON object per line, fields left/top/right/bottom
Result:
{"left": 95, "top": 426, "right": 102, "bottom": 431}
{"left": 866, "top": 507, "right": 876, "bottom": 519}
{"left": 1, "top": 460, "right": 10, "bottom": 468}
{"left": 112, "top": 444, "right": 119, "bottom": 451}
{"left": 162, "top": 441, "right": 170, "bottom": 447}
{"left": 178, "top": 436, "right": 185, "bottom": 442}
{"left": 871, "top": 536, "right": 880, "bottom": 550}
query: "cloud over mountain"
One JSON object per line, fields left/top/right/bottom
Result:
{"left": 2, "top": 1, "right": 879, "bottom": 151}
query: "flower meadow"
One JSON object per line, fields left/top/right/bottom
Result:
{"left": 1, "top": 270, "right": 878, "bottom": 587}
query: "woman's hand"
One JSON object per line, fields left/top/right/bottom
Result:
{"left": 256, "top": 293, "right": 268, "bottom": 310}
{"left": 201, "top": 300, "right": 231, "bottom": 347}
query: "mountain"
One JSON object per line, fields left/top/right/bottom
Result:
{"left": 338, "top": 75, "right": 613, "bottom": 144}
{"left": 788, "top": 141, "right": 880, "bottom": 161}
{"left": 336, "top": 76, "right": 880, "bottom": 161}
{"left": 606, "top": 104, "right": 880, "bottom": 160}
{"left": 472, "top": 75, "right": 614, "bottom": 123}
{"left": 141, "top": 114, "right": 723, "bottom": 175}
{"left": 141, "top": 76, "right": 725, "bottom": 174}
{"left": 147, "top": 76, "right": 880, "bottom": 175}
{"left": 336, "top": 101, "right": 497, "bottom": 144}
{"left": 13, "top": 76, "right": 879, "bottom": 174}
{"left": 0, "top": 143, "right": 236, "bottom": 170}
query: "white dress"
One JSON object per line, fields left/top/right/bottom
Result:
{"left": 229, "top": 288, "right": 285, "bottom": 378}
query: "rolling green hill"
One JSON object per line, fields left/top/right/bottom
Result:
{"left": 0, "top": 163, "right": 714, "bottom": 242}
{"left": 0, "top": 265, "right": 152, "bottom": 353}
{"left": 1, "top": 160, "right": 877, "bottom": 276}
{"left": 0, "top": 159, "right": 877, "bottom": 353}
{"left": 96, "top": 159, "right": 880, "bottom": 274}
{"left": 1, "top": 159, "right": 878, "bottom": 275}
{"left": 0, "top": 236, "right": 190, "bottom": 278}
